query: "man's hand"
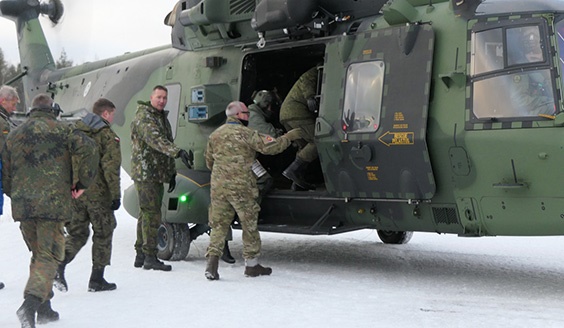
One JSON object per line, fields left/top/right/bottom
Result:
{"left": 110, "top": 199, "right": 121, "bottom": 210}
{"left": 167, "top": 174, "right": 177, "bottom": 193}
{"left": 71, "top": 182, "right": 86, "bottom": 199}
{"left": 177, "top": 149, "right": 193, "bottom": 169}
{"left": 284, "top": 128, "right": 305, "bottom": 141}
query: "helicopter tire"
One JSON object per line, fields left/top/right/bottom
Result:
{"left": 377, "top": 230, "right": 414, "bottom": 244}
{"left": 157, "top": 223, "right": 190, "bottom": 261}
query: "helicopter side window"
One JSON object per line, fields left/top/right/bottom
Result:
{"left": 341, "top": 61, "right": 384, "bottom": 133}
{"left": 470, "top": 21, "right": 556, "bottom": 120}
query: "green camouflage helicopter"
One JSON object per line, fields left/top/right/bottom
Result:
{"left": 2, "top": 0, "right": 564, "bottom": 261}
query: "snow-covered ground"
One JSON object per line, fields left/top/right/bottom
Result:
{"left": 1, "top": 171, "right": 564, "bottom": 327}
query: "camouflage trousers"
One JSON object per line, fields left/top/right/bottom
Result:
{"left": 19, "top": 220, "right": 65, "bottom": 302}
{"left": 65, "top": 199, "right": 117, "bottom": 268}
{"left": 206, "top": 189, "right": 261, "bottom": 260}
{"left": 282, "top": 118, "right": 318, "bottom": 162}
{"left": 134, "top": 181, "right": 164, "bottom": 256}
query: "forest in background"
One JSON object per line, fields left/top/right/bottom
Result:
{"left": 0, "top": 47, "right": 73, "bottom": 111}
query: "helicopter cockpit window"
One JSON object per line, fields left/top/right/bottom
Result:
{"left": 342, "top": 61, "right": 384, "bottom": 133}
{"left": 470, "top": 21, "right": 556, "bottom": 120}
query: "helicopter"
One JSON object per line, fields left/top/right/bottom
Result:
{"left": 2, "top": 0, "right": 564, "bottom": 262}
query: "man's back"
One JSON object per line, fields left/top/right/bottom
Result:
{"left": 3, "top": 111, "right": 98, "bottom": 221}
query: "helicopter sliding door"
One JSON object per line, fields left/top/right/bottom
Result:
{"left": 316, "top": 24, "right": 436, "bottom": 200}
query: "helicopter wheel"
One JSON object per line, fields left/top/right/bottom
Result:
{"left": 157, "top": 223, "right": 190, "bottom": 261}
{"left": 377, "top": 230, "right": 413, "bottom": 244}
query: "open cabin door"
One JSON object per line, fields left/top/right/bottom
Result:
{"left": 316, "top": 24, "right": 436, "bottom": 200}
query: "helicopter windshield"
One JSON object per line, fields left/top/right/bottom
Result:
{"left": 470, "top": 20, "right": 556, "bottom": 120}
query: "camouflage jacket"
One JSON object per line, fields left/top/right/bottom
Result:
{"left": 279, "top": 67, "right": 318, "bottom": 123}
{"left": 74, "top": 113, "right": 121, "bottom": 203}
{"left": 2, "top": 110, "right": 99, "bottom": 222}
{"left": 248, "top": 103, "right": 281, "bottom": 137}
{"left": 0, "top": 105, "right": 17, "bottom": 153}
{"left": 130, "top": 101, "right": 180, "bottom": 183}
{"left": 205, "top": 116, "right": 293, "bottom": 195}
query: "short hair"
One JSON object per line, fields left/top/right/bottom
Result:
{"left": 153, "top": 85, "right": 168, "bottom": 93}
{"left": 92, "top": 98, "right": 116, "bottom": 115}
{"left": 0, "top": 85, "right": 19, "bottom": 101}
{"left": 225, "top": 101, "right": 246, "bottom": 117}
{"left": 31, "top": 93, "right": 53, "bottom": 109}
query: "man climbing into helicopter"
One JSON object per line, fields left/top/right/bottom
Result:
{"left": 279, "top": 66, "right": 320, "bottom": 190}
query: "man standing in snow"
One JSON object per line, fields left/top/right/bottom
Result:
{"left": 2, "top": 93, "right": 98, "bottom": 327}
{"left": 54, "top": 98, "right": 122, "bottom": 293}
{"left": 204, "top": 101, "right": 303, "bottom": 280}
{"left": 130, "top": 85, "right": 192, "bottom": 271}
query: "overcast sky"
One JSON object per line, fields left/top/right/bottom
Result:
{"left": 0, "top": 0, "right": 178, "bottom": 65}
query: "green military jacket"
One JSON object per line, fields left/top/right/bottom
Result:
{"left": 248, "top": 103, "right": 281, "bottom": 137}
{"left": 2, "top": 110, "right": 99, "bottom": 222}
{"left": 279, "top": 67, "right": 318, "bottom": 124}
{"left": 74, "top": 113, "right": 121, "bottom": 203}
{"left": 130, "top": 101, "right": 180, "bottom": 183}
{"left": 205, "top": 116, "right": 293, "bottom": 197}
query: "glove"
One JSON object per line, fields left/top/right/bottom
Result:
{"left": 284, "top": 128, "right": 305, "bottom": 141}
{"left": 177, "top": 149, "right": 193, "bottom": 169}
{"left": 110, "top": 199, "right": 121, "bottom": 211}
{"left": 168, "top": 174, "right": 177, "bottom": 193}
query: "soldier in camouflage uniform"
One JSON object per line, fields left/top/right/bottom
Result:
{"left": 0, "top": 85, "right": 19, "bottom": 291}
{"left": 204, "top": 101, "right": 304, "bottom": 280}
{"left": 2, "top": 93, "right": 98, "bottom": 328}
{"left": 0, "top": 86, "right": 20, "bottom": 152}
{"left": 54, "top": 98, "right": 121, "bottom": 293}
{"left": 131, "top": 85, "right": 192, "bottom": 271}
{"left": 279, "top": 67, "right": 319, "bottom": 190}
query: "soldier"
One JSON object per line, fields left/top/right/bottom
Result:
{"left": 54, "top": 98, "right": 121, "bottom": 293}
{"left": 2, "top": 93, "right": 98, "bottom": 328}
{"left": 0, "top": 85, "right": 19, "bottom": 291}
{"left": 279, "top": 67, "right": 319, "bottom": 190}
{"left": 248, "top": 89, "right": 283, "bottom": 202}
{"left": 131, "top": 85, "right": 192, "bottom": 271}
{"left": 204, "top": 101, "right": 304, "bottom": 280}
{"left": 0, "top": 86, "right": 20, "bottom": 151}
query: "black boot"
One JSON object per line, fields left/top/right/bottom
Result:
{"left": 282, "top": 158, "right": 315, "bottom": 190}
{"left": 0, "top": 281, "right": 4, "bottom": 289}
{"left": 221, "top": 241, "right": 236, "bottom": 264}
{"left": 133, "top": 252, "right": 145, "bottom": 268}
{"left": 53, "top": 262, "right": 68, "bottom": 292}
{"left": 143, "top": 255, "right": 172, "bottom": 271}
{"left": 16, "top": 294, "right": 42, "bottom": 328}
{"left": 88, "top": 267, "right": 117, "bottom": 292}
{"left": 205, "top": 256, "right": 220, "bottom": 280}
{"left": 36, "top": 300, "right": 59, "bottom": 324}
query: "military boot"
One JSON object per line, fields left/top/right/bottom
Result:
{"left": 36, "top": 300, "right": 59, "bottom": 324}
{"left": 143, "top": 255, "right": 172, "bottom": 271}
{"left": 282, "top": 158, "right": 315, "bottom": 190}
{"left": 244, "top": 264, "right": 273, "bottom": 277}
{"left": 16, "top": 294, "right": 42, "bottom": 328}
{"left": 221, "top": 241, "right": 236, "bottom": 264}
{"left": 205, "top": 256, "right": 220, "bottom": 280}
{"left": 133, "top": 252, "right": 145, "bottom": 268}
{"left": 88, "top": 267, "right": 117, "bottom": 292}
{"left": 53, "top": 262, "right": 68, "bottom": 292}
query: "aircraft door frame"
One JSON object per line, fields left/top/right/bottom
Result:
{"left": 164, "top": 83, "right": 182, "bottom": 138}
{"left": 316, "top": 24, "right": 436, "bottom": 200}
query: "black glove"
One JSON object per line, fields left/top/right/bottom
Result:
{"left": 168, "top": 174, "right": 177, "bottom": 193}
{"left": 110, "top": 199, "right": 121, "bottom": 211}
{"left": 177, "top": 149, "right": 193, "bottom": 169}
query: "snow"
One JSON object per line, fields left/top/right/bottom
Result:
{"left": 1, "top": 170, "right": 564, "bottom": 327}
